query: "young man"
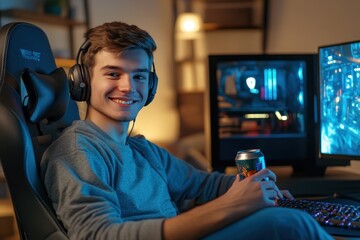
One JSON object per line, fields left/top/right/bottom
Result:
{"left": 40, "top": 21, "right": 333, "bottom": 240}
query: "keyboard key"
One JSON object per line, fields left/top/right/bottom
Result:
{"left": 349, "top": 221, "right": 360, "bottom": 229}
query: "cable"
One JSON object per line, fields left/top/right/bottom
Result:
{"left": 126, "top": 118, "right": 136, "bottom": 144}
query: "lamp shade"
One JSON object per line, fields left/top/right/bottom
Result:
{"left": 176, "top": 12, "right": 203, "bottom": 39}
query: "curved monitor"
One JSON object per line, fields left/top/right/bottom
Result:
{"left": 317, "top": 40, "right": 360, "bottom": 165}
{"left": 207, "top": 54, "right": 318, "bottom": 172}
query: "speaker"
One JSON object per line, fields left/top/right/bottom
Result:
{"left": 68, "top": 40, "right": 158, "bottom": 105}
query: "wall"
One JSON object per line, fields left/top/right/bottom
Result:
{"left": 266, "top": 0, "right": 360, "bottom": 172}
{"left": 267, "top": 0, "right": 360, "bottom": 53}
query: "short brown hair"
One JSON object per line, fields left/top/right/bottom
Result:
{"left": 82, "top": 21, "right": 157, "bottom": 72}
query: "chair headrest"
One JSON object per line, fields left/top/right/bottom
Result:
{"left": 22, "top": 67, "right": 70, "bottom": 123}
{"left": 0, "top": 22, "right": 58, "bottom": 91}
{"left": 0, "top": 22, "right": 72, "bottom": 124}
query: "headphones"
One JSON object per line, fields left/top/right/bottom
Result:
{"left": 68, "top": 40, "right": 158, "bottom": 106}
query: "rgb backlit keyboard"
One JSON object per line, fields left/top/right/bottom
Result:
{"left": 277, "top": 198, "right": 360, "bottom": 230}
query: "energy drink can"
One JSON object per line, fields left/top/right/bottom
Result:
{"left": 235, "top": 149, "right": 266, "bottom": 180}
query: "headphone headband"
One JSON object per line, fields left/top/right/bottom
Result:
{"left": 76, "top": 40, "right": 91, "bottom": 65}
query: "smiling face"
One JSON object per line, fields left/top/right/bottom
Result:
{"left": 85, "top": 48, "right": 151, "bottom": 130}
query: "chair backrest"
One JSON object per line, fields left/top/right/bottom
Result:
{"left": 0, "top": 22, "right": 79, "bottom": 240}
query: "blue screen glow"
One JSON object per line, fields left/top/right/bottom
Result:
{"left": 319, "top": 41, "right": 360, "bottom": 156}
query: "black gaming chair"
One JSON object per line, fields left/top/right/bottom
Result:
{"left": 0, "top": 22, "right": 79, "bottom": 239}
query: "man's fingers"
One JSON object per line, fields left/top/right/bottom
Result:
{"left": 281, "top": 190, "right": 294, "bottom": 200}
{"left": 252, "top": 168, "right": 277, "bottom": 182}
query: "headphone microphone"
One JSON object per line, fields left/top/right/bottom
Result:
{"left": 68, "top": 40, "right": 158, "bottom": 106}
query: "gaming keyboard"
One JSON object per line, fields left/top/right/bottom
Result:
{"left": 277, "top": 198, "right": 360, "bottom": 237}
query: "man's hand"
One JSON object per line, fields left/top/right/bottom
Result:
{"left": 163, "top": 169, "right": 294, "bottom": 240}
{"left": 219, "top": 169, "right": 291, "bottom": 218}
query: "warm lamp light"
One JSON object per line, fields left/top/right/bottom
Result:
{"left": 176, "top": 12, "right": 203, "bottom": 39}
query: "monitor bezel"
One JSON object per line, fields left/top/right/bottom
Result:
{"left": 207, "top": 54, "right": 318, "bottom": 172}
{"left": 316, "top": 40, "right": 360, "bottom": 165}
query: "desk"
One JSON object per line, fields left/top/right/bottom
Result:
{"left": 226, "top": 166, "right": 360, "bottom": 197}
{"left": 274, "top": 166, "right": 360, "bottom": 240}
{"left": 273, "top": 166, "right": 360, "bottom": 197}
{"left": 226, "top": 166, "right": 360, "bottom": 239}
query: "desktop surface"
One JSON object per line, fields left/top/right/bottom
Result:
{"left": 225, "top": 166, "right": 360, "bottom": 238}
{"left": 274, "top": 166, "right": 360, "bottom": 197}
{"left": 225, "top": 166, "right": 360, "bottom": 198}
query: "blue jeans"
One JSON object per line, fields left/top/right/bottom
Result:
{"left": 203, "top": 207, "right": 334, "bottom": 240}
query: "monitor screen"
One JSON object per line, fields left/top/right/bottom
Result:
{"left": 207, "top": 54, "right": 317, "bottom": 172}
{"left": 318, "top": 41, "right": 360, "bottom": 163}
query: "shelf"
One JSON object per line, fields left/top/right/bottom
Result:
{"left": 204, "top": 24, "right": 262, "bottom": 31}
{"left": 55, "top": 58, "right": 75, "bottom": 68}
{"left": 0, "top": 8, "right": 85, "bottom": 27}
{"left": 0, "top": 3, "right": 89, "bottom": 59}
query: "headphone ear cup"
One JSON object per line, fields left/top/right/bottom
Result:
{"left": 68, "top": 64, "right": 90, "bottom": 102}
{"left": 145, "top": 71, "right": 158, "bottom": 106}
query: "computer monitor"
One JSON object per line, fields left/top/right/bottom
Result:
{"left": 317, "top": 40, "right": 360, "bottom": 166}
{"left": 207, "top": 54, "right": 318, "bottom": 173}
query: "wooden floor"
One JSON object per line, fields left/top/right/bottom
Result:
{"left": 0, "top": 199, "right": 19, "bottom": 240}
